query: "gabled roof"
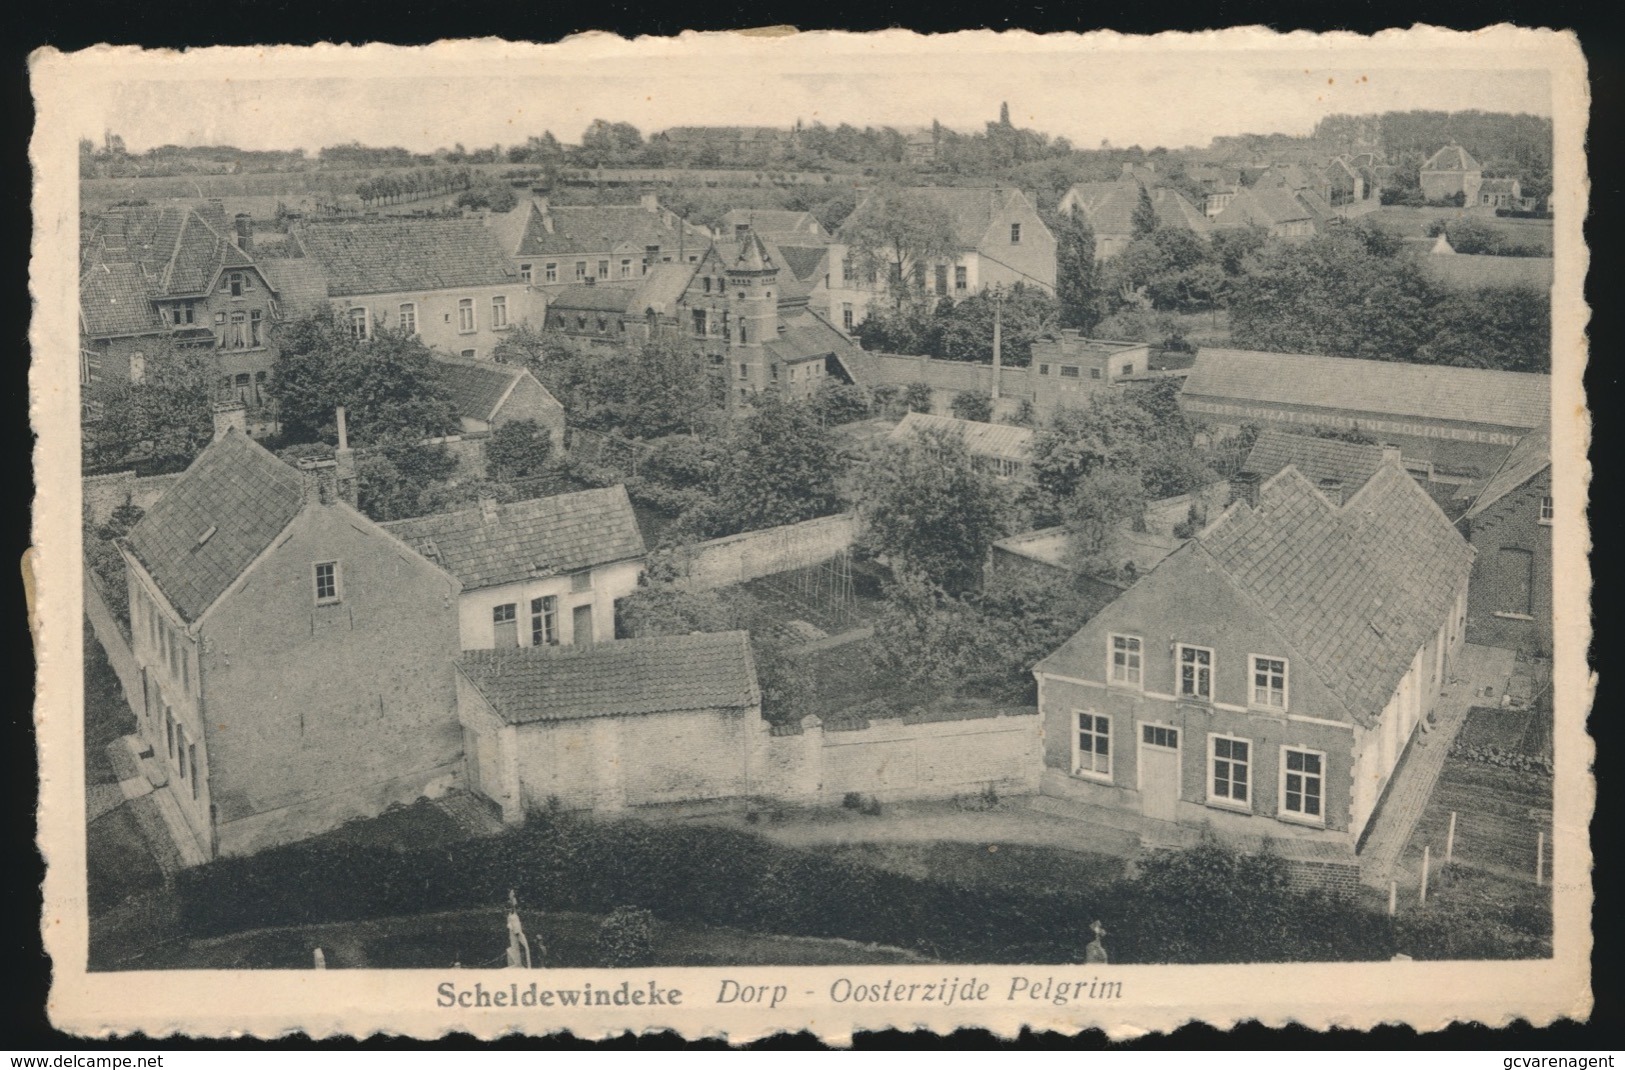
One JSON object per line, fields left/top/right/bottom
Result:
{"left": 547, "top": 283, "right": 641, "bottom": 314}
{"left": 258, "top": 257, "right": 331, "bottom": 319}
{"left": 83, "top": 205, "right": 272, "bottom": 304}
{"left": 1182, "top": 348, "right": 1551, "bottom": 432}
{"left": 764, "top": 308, "right": 865, "bottom": 367}
{"left": 381, "top": 486, "right": 644, "bottom": 591}
{"left": 899, "top": 187, "right": 1049, "bottom": 250}
{"left": 1479, "top": 177, "right": 1521, "bottom": 194}
{"left": 1423, "top": 144, "right": 1482, "bottom": 172}
{"left": 719, "top": 208, "right": 831, "bottom": 244}
{"left": 121, "top": 430, "right": 307, "bottom": 623}
{"left": 513, "top": 202, "right": 709, "bottom": 260}
{"left": 1061, "top": 179, "right": 1142, "bottom": 238}
{"left": 1150, "top": 188, "right": 1212, "bottom": 234}
{"left": 431, "top": 354, "right": 551, "bottom": 424}
{"left": 631, "top": 261, "right": 699, "bottom": 314}
{"left": 1243, "top": 429, "right": 1391, "bottom": 489}
{"left": 80, "top": 261, "right": 165, "bottom": 339}
{"left": 1214, "top": 184, "right": 1317, "bottom": 228}
{"left": 457, "top": 631, "right": 760, "bottom": 725}
{"left": 889, "top": 411, "right": 1033, "bottom": 464}
{"left": 1193, "top": 463, "right": 1473, "bottom": 724}
{"left": 774, "top": 244, "right": 830, "bottom": 285}
{"left": 1462, "top": 430, "right": 1550, "bottom": 521}
{"left": 295, "top": 219, "right": 517, "bottom": 296}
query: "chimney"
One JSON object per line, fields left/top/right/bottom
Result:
{"left": 333, "top": 406, "right": 357, "bottom": 507}
{"left": 1318, "top": 478, "right": 1346, "bottom": 507}
{"left": 1381, "top": 444, "right": 1404, "bottom": 466}
{"left": 212, "top": 401, "right": 248, "bottom": 441}
{"left": 297, "top": 458, "right": 338, "bottom": 505}
{"left": 480, "top": 496, "right": 500, "bottom": 525}
{"left": 640, "top": 191, "right": 660, "bottom": 214}
{"left": 233, "top": 213, "right": 253, "bottom": 253}
{"left": 1229, "top": 470, "right": 1261, "bottom": 508}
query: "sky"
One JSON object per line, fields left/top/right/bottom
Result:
{"left": 68, "top": 33, "right": 1555, "bottom": 155}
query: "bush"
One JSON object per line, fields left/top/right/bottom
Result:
{"left": 841, "top": 792, "right": 863, "bottom": 810}
{"left": 903, "top": 382, "right": 933, "bottom": 414}
{"left": 596, "top": 906, "right": 656, "bottom": 967}
{"left": 949, "top": 390, "right": 993, "bottom": 423}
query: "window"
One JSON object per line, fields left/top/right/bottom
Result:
{"left": 531, "top": 596, "right": 559, "bottom": 646}
{"left": 620, "top": 258, "right": 633, "bottom": 279}
{"left": 597, "top": 260, "right": 610, "bottom": 280}
{"left": 955, "top": 265, "right": 968, "bottom": 291}
{"left": 1210, "top": 735, "right": 1250, "bottom": 806}
{"left": 492, "top": 603, "right": 519, "bottom": 647}
{"left": 1281, "top": 748, "right": 1324, "bottom": 821}
{"left": 519, "top": 263, "right": 532, "bottom": 283}
{"left": 234, "top": 373, "right": 252, "bottom": 401}
{"left": 314, "top": 562, "right": 340, "bottom": 604}
{"left": 1179, "top": 645, "right": 1213, "bottom": 700}
{"left": 460, "top": 349, "right": 477, "bottom": 359}
{"left": 693, "top": 309, "right": 709, "bottom": 337}
{"left": 347, "top": 307, "right": 369, "bottom": 340}
{"left": 1074, "top": 712, "right": 1111, "bottom": 779}
{"left": 254, "top": 371, "right": 267, "bottom": 405}
{"left": 165, "top": 708, "right": 175, "bottom": 759}
{"left": 935, "top": 265, "right": 949, "bottom": 295}
{"left": 1110, "top": 635, "right": 1143, "bottom": 687}
{"left": 739, "top": 363, "right": 749, "bottom": 381}
{"left": 704, "top": 276, "right": 713, "bottom": 294}
{"left": 1010, "top": 223, "right": 1022, "bottom": 244}
{"left": 596, "top": 316, "right": 608, "bottom": 333}
{"left": 491, "top": 295, "right": 508, "bottom": 329}
{"left": 1038, "top": 363, "right": 1050, "bottom": 376}
{"left": 1539, "top": 495, "right": 1554, "bottom": 524}
{"left": 172, "top": 301, "right": 195, "bottom": 325}
{"left": 1059, "top": 365, "right": 1080, "bottom": 379}
{"left": 842, "top": 303, "right": 854, "bottom": 331}
{"left": 78, "top": 348, "right": 92, "bottom": 386}
{"left": 1121, "top": 362, "right": 1134, "bottom": 376}
{"left": 249, "top": 309, "right": 263, "bottom": 346}
{"left": 1142, "top": 724, "right": 1178, "bottom": 749}
{"left": 841, "top": 257, "right": 854, "bottom": 284}
{"left": 574, "top": 261, "right": 587, "bottom": 282}
{"left": 399, "top": 302, "right": 417, "bottom": 335}
{"left": 1090, "top": 367, "right": 1103, "bottom": 380}
{"left": 570, "top": 571, "right": 593, "bottom": 593}
{"left": 180, "top": 645, "right": 190, "bottom": 691}
{"left": 1251, "top": 656, "right": 1288, "bottom": 709}
{"left": 458, "top": 298, "right": 475, "bottom": 333}
{"left": 176, "top": 728, "right": 186, "bottom": 780}
{"left": 188, "top": 743, "right": 199, "bottom": 799}
{"left": 545, "top": 262, "right": 558, "bottom": 283}
{"left": 228, "top": 311, "right": 247, "bottom": 349}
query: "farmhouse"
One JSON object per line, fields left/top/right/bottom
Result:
{"left": 1033, "top": 460, "right": 1474, "bottom": 851}
{"left": 1420, "top": 144, "right": 1484, "bottom": 204}
{"left": 116, "top": 407, "right": 464, "bottom": 859}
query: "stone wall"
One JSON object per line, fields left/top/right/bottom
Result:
{"left": 675, "top": 513, "right": 859, "bottom": 592}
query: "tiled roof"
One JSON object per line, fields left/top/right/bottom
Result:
{"left": 295, "top": 219, "right": 517, "bottom": 296}
{"left": 546, "top": 283, "right": 640, "bottom": 314}
{"left": 431, "top": 355, "right": 526, "bottom": 423}
{"left": 1424, "top": 144, "right": 1482, "bottom": 172}
{"left": 1214, "top": 185, "right": 1316, "bottom": 228}
{"left": 514, "top": 203, "right": 709, "bottom": 260}
{"left": 836, "top": 350, "right": 990, "bottom": 394}
{"left": 774, "top": 243, "right": 830, "bottom": 284}
{"left": 1479, "top": 177, "right": 1520, "bottom": 194}
{"left": 1151, "top": 188, "right": 1212, "bottom": 234}
{"left": 457, "top": 631, "right": 760, "bottom": 725}
{"left": 1182, "top": 348, "right": 1551, "bottom": 432}
{"left": 890, "top": 411, "right": 1033, "bottom": 464}
{"left": 1195, "top": 463, "right": 1474, "bottom": 725}
{"left": 1243, "top": 429, "right": 1390, "bottom": 489}
{"left": 84, "top": 205, "right": 264, "bottom": 302}
{"left": 764, "top": 308, "right": 865, "bottom": 367}
{"left": 719, "top": 209, "right": 830, "bottom": 244}
{"left": 897, "top": 187, "right": 1045, "bottom": 250}
{"left": 381, "top": 485, "right": 644, "bottom": 591}
{"left": 1462, "top": 430, "right": 1550, "bottom": 521}
{"left": 80, "top": 261, "right": 164, "bottom": 338}
{"left": 121, "top": 430, "right": 306, "bottom": 623}
{"left": 631, "top": 261, "right": 698, "bottom": 314}
{"left": 258, "top": 257, "right": 332, "bottom": 318}
{"left": 1418, "top": 253, "right": 1553, "bottom": 292}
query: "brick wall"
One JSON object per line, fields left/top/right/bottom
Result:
{"left": 1284, "top": 857, "right": 1363, "bottom": 895}
{"left": 1465, "top": 473, "right": 1552, "bottom": 656}
{"left": 84, "top": 563, "right": 141, "bottom": 713}
{"left": 675, "top": 513, "right": 859, "bottom": 591}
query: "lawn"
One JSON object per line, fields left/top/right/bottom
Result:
{"left": 814, "top": 840, "right": 1128, "bottom": 900}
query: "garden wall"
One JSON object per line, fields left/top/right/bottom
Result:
{"left": 675, "top": 513, "right": 859, "bottom": 592}
{"left": 83, "top": 563, "right": 142, "bottom": 720}
{"left": 82, "top": 471, "right": 185, "bottom": 527}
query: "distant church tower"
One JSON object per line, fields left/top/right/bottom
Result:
{"left": 999, "top": 101, "right": 1011, "bottom": 127}
{"left": 726, "top": 230, "right": 781, "bottom": 398}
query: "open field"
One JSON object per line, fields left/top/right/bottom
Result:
{"left": 1367, "top": 205, "right": 1554, "bottom": 252}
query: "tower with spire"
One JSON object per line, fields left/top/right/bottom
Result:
{"left": 725, "top": 230, "right": 781, "bottom": 397}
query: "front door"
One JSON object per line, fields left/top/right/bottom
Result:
{"left": 1138, "top": 724, "right": 1181, "bottom": 822}
{"left": 572, "top": 604, "right": 595, "bottom": 648}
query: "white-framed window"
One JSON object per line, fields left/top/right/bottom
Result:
{"left": 399, "top": 303, "right": 417, "bottom": 335}
{"left": 1209, "top": 734, "right": 1251, "bottom": 808}
{"left": 457, "top": 298, "right": 476, "bottom": 333}
{"left": 1059, "top": 365, "right": 1080, "bottom": 379}
{"left": 531, "top": 596, "right": 559, "bottom": 646}
{"left": 228, "top": 311, "right": 248, "bottom": 349}
{"left": 574, "top": 261, "right": 587, "bottom": 281}
{"left": 1280, "top": 747, "right": 1325, "bottom": 823}
{"left": 165, "top": 707, "right": 175, "bottom": 759}
{"left": 620, "top": 258, "right": 633, "bottom": 279}
{"left": 955, "top": 265, "right": 968, "bottom": 291}
{"left": 519, "top": 263, "right": 532, "bottom": 283}
{"left": 1250, "top": 655, "right": 1288, "bottom": 710}
{"left": 347, "top": 307, "right": 369, "bottom": 340}
{"left": 597, "top": 260, "right": 610, "bottom": 280}
{"left": 1141, "top": 723, "right": 1178, "bottom": 749}
{"left": 1178, "top": 644, "right": 1213, "bottom": 701}
{"left": 492, "top": 602, "right": 519, "bottom": 647}
{"left": 1121, "top": 363, "right": 1134, "bottom": 376}
{"left": 460, "top": 348, "right": 477, "bottom": 359}
{"left": 1090, "top": 367, "right": 1103, "bottom": 380}
{"left": 842, "top": 303, "right": 854, "bottom": 330}
{"left": 1074, "top": 711, "right": 1111, "bottom": 780}
{"left": 314, "top": 561, "right": 341, "bottom": 605}
{"left": 491, "top": 295, "right": 508, "bottom": 329}
{"left": 1539, "top": 495, "right": 1554, "bottom": 525}
{"left": 1109, "top": 634, "right": 1143, "bottom": 687}
{"left": 545, "top": 262, "right": 558, "bottom": 283}
{"left": 1038, "top": 363, "right": 1050, "bottom": 376}
{"left": 249, "top": 309, "right": 263, "bottom": 347}
{"left": 188, "top": 742, "right": 199, "bottom": 799}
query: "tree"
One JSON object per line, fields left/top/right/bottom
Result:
{"left": 903, "top": 382, "right": 934, "bottom": 414}
{"left": 84, "top": 340, "right": 217, "bottom": 473}
{"left": 1029, "top": 395, "right": 1156, "bottom": 508}
{"left": 1061, "top": 468, "right": 1147, "bottom": 579}
{"left": 712, "top": 394, "right": 842, "bottom": 535}
{"left": 1416, "top": 286, "right": 1550, "bottom": 373}
{"left": 1131, "top": 183, "right": 1158, "bottom": 239}
{"left": 838, "top": 187, "right": 961, "bottom": 305}
{"left": 949, "top": 390, "right": 994, "bottom": 423}
{"left": 1055, "top": 206, "right": 1103, "bottom": 331}
{"left": 856, "top": 424, "right": 1007, "bottom": 595}
{"left": 937, "top": 284, "right": 1058, "bottom": 366}
{"left": 809, "top": 380, "right": 872, "bottom": 426}
{"left": 485, "top": 419, "right": 554, "bottom": 479}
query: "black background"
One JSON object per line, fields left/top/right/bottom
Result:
{"left": 4, "top": 0, "right": 1617, "bottom": 1050}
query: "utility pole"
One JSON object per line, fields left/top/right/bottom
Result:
{"left": 991, "top": 284, "right": 1003, "bottom": 404}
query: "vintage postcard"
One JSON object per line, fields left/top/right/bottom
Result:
{"left": 32, "top": 27, "right": 1591, "bottom": 1042}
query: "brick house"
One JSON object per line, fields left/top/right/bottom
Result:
{"left": 1032, "top": 461, "right": 1473, "bottom": 850}
{"left": 292, "top": 218, "right": 538, "bottom": 362}
{"left": 1456, "top": 430, "right": 1552, "bottom": 655}
{"left": 1420, "top": 144, "right": 1484, "bottom": 204}
{"left": 381, "top": 486, "right": 645, "bottom": 654}
{"left": 115, "top": 409, "right": 465, "bottom": 858}
{"left": 1241, "top": 429, "right": 1402, "bottom": 505}
{"left": 455, "top": 631, "right": 762, "bottom": 819}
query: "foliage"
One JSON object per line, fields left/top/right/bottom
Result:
{"left": 708, "top": 394, "right": 842, "bottom": 538}
{"left": 1429, "top": 218, "right": 1545, "bottom": 258}
{"left": 1130, "top": 183, "right": 1158, "bottom": 239}
{"left": 936, "top": 285, "right": 1058, "bottom": 367}
{"left": 595, "top": 906, "right": 656, "bottom": 967}
{"left": 484, "top": 419, "right": 553, "bottom": 480}
{"left": 1419, "top": 286, "right": 1550, "bottom": 372}
{"left": 902, "top": 382, "right": 934, "bottom": 414}
{"left": 1054, "top": 206, "right": 1103, "bottom": 331}
{"left": 84, "top": 524, "right": 131, "bottom": 625}
{"left": 1061, "top": 469, "right": 1148, "bottom": 579}
{"left": 455, "top": 181, "right": 520, "bottom": 213}
{"left": 270, "top": 316, "right": 458, "bottom": 447}
{"left": 84, "top": 340, "right": 218, "bottom": 473}
{"left": 1105, "top": 229, "right": 1225, "bottom": 313}
{"left": 808, "top": 380, "right": 873, "bottom": 426}
{"left": 838, "top": 187, "right": 961, "bottom": 303}
{"left": 949, "top": 391, "right": 994, "bottom": 423}
{"left": 856, "top": 424, "right": 1008, "bottom": 595}
{"left": 348, "top": 442, "right": 461, "bottom": 522}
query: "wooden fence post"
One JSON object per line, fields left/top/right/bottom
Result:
{"left": 1446, "top": 811, "right": 1457, "bottom": 866}
{"left": 1420, "top": 845, "right": 1431, "bottom": 906}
